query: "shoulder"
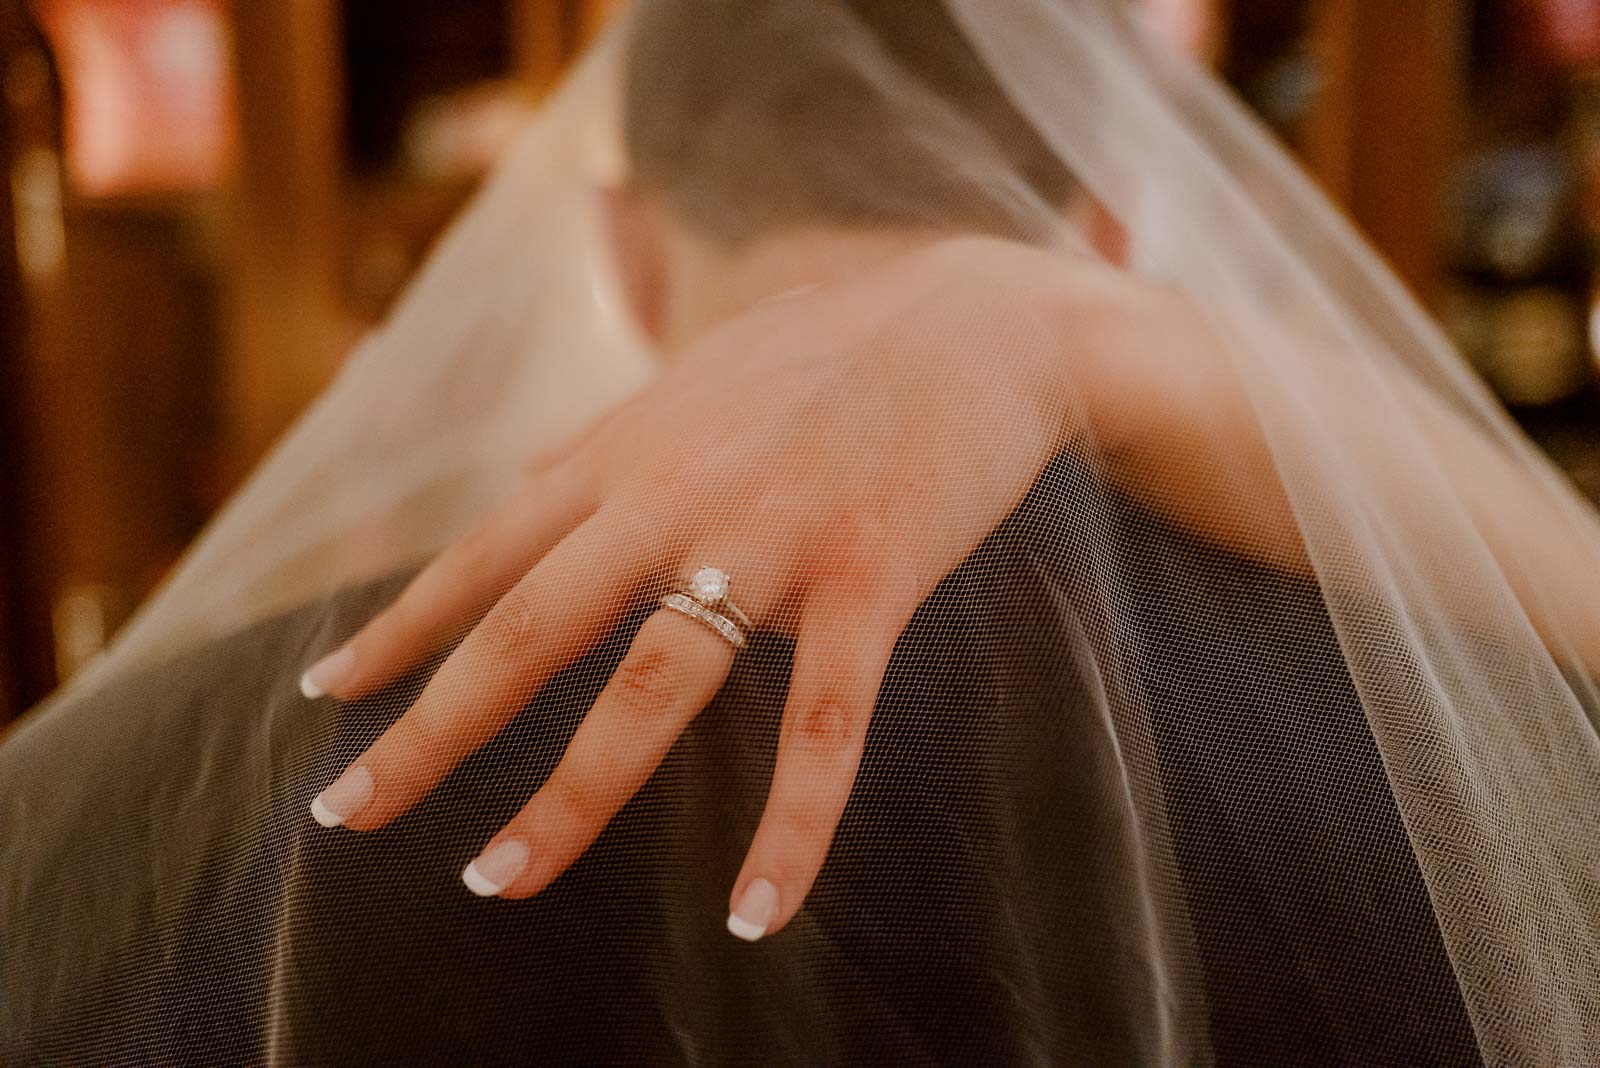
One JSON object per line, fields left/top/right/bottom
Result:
{"left": 879, "top": 235, "right": 1202, "bottom": 357}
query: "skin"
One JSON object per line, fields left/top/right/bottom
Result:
{"left": 304, "top": 185, "right": 1600, "bottom": 938}
{"left": 309, "top": 194, "right": 1110, "bottom": 936}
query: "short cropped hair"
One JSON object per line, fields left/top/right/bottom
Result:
{"left": 622, "top": 0, "right": 1077, "bottom": 244}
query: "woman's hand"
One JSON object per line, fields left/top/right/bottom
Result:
{"left": 302, "top": 238, "right": 1084, "bottom": 939}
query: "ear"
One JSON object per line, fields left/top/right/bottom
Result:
{"left": 1085, "top": 201, "right": 1131, "bottom": 267}
{"left": 1061, "top": 193, "right": 1132, "bottom": 268}
{"left": 599, "top": 183, "right": 667, "bottom": 343}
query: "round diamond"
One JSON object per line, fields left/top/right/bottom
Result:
{"left": 688, "top": 566, "right": 730, "bottom": 604}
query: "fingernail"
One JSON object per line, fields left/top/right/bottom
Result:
{"left": 726, "top": 877, "right": 779, "bottom": 941}
{"left": 300, "top": 645, "right": 354, "bottom": 700}
{"left": 309, "top": 765, "right": 372, "bottom": 828}
{"left": 463, "top": 840, "right": 529, "bottom": 897}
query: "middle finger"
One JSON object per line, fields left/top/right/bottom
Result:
{"left": 461, "top": 546, "right": 789, "bottom": 898}
{"left": 328, "top": 503, "right": 658, "bottom": 832}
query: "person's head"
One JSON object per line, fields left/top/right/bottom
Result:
{"left": 604, "top": 0, "right": 1088, "bottom": 346}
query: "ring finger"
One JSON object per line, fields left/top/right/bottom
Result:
{"left": 461, "top": 541, "right": 794, "bottom": 899}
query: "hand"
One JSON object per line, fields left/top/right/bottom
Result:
{"left": 302, "top": 238, "right": 1084, "bottom": 939}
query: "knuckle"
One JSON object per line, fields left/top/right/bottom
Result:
{"left": 374, "top": 595, "right": 420, "bottom": 639}
{"left": 444, "top": 529, "right": 500, "bottom": 587}
{"left": 521, "top": 441, "right": 572, "bottom": 478}
{"left": 785, "top": 693, "right": 859, "bottom": 755}
{"left": 542, "top": 772, "right": 601, "bottom": 832}
{"left": 477, "top": 596, "right": 541, "bottom": 659}
{"left": 610, "top": 642, "right": 689, "bottom": 719}
{"left": 388, "top": 710, "right": 449, "bottom": 758}
{"left": 364, "top": 717, "right": 446, "bottom": 796}
{"left": 773, "top": 799, "right": 841, "bottom": 859}
{"left": 364, "top": 586, "right": 424, "bottom": 642}
{"left": 818, "top": 521, "right": 895, "bottom": 590}
{"left": 618, "top": 460, "right": 690, "bottom": 505}
{"left": 832, "top": 549, "right": 891, "bottom": 595}
{"left": 821, "top": 510, "right": 877, "bottom": 552}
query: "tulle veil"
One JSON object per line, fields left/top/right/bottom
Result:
{"left": 3, "top": 2, "right": 1599, "bottom": 1063}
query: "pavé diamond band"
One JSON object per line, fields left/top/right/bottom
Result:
{"left": 659, "top": 566, "right": 750, "bottom": 650}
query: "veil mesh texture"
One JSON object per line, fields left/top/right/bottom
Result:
{"left": 3, "top": 2, "right": 1598, "bottom": 1064}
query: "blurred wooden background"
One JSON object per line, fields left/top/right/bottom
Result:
{"left": 1, "top": 0, "right": 617, "bottom": 723}
{"left": 3, "top": 0, "right": 1597, "bottom": 724}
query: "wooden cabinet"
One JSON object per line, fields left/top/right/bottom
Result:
{"left": 1, "top": 2, "right": 612, "bottom": 723}
{"left": 223, "top": 0, "right": 616, "bottom": 476}
{"left": 2, "top": 2, "right": 70, "bottom": 723}
{"left": 1, "top": 0, "right": 1490, "bottom": 725}
{"left": 1300, "top": 0, "right": 1469, "bottom": 305}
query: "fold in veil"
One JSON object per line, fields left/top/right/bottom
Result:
{"left": 3, "top": 2, "right": 1598, "bottom": 1063}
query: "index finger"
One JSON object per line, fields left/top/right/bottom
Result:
{"left": 460, "top": 608, "right": 734, "bottom": 898}
{"left": 308, "top": 505, "right": 655, "bottom": 832}
{"left": 298, "top": 463, "right": 594, "bottom": 701}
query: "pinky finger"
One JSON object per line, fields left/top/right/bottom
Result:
{"left": 725, "top": 594, "right": 903, "bottom": 941}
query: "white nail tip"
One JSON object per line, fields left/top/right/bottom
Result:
{"left": 309, "top": 795, "right": 344, "bottom": 828}
{"left": 462, "top": 861, "right": 506, "bottom": 897}
{"left": 299, "top": 671, "right": 325, "bottom": 700}
{"left": 726, "top": 912, "right": 767, "bottom": 942}
{"left": 462, "top": 840, "right": 528, "bottom": 897}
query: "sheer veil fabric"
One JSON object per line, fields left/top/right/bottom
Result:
{"left": 3, "top": 2, "right": 1599, "bottom": 1064}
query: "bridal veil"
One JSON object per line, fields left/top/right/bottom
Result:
{"left": 3, "top": 1, "right": 1598, "bottom": 1063}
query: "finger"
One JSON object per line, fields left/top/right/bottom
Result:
{"left": 461, "top": 546, "right": 792, "bottom": 898}
{"left": 518, "top": 406, "right": 625, "bottom": 478}
{"left": 462, "top": 611, "right": 732, "bottom": 898}
{"left": 311, "top": 504, "right": 655, "bottom": 832}
{"left": 299, "top": 462, "right": 595, "bottom": 700}
{"left": 725, "top": 592, "right": 904, "bottom": 941}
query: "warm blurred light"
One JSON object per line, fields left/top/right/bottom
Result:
{"left": 1539, "top": 0, "right": 1600, "bottom": 66}
{"left": 1141, "top": 0, "right": 1221, "bottom": 60}
{"left": 11, "top": 147, "right": 66, "bottom": 280}
{"left": 37, "top": 0, "right": 234, "bottom": 196}
{"left": 51, "top": 585, "right": 110, "bottom": 682}
{"left": 401, "top": 82, "right": 536, "bottom": 181}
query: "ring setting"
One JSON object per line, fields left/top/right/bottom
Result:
{"left": 661, "top": 566, "right": 750, "bottom": 649}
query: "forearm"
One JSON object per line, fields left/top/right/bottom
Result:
{"left": 1072, "top": 287, "right": 1600, "bottom": 669}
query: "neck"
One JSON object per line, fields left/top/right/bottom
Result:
{"left": 656, "top": 224, "right": 942, "bottom": 354}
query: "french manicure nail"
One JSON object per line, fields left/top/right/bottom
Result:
{"left": 726, "top": 877, "right": 779, "bottom": 941}
{"left": 300, "top": 645, "right": 355, "bottom": 700}
{"left": 463, "top": 840, "right": 529, "bottom": 897}
{"left": 309, "top": 766, "right": 372, "bottom": 828}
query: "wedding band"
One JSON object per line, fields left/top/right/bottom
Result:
{"left": 659, "top": 566, "right": 750, "bottom": 650}
{"left": 660, "top": 593, "right": 747, "bottom": 649}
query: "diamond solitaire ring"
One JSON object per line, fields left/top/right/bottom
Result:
{"left": 660, "top": 566, "right": 751, "bottom": 650}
